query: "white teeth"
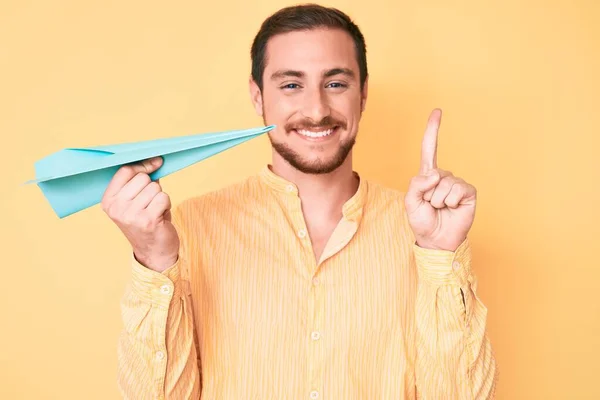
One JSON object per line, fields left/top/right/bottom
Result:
{"left": 297, "top": 128, "right": 334, "bottom": 138}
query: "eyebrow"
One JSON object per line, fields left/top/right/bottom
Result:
{"left": 324, "top": 68, "right": 355, "bottom": 79}
{"left": 270, "top": 68, "right": 356, "bottom": 81}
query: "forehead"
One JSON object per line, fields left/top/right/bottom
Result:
{"left": 264, "top": 28, "right": 358, "bottom": 75}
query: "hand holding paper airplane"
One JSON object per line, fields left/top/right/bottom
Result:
{"left": 26, "top": 125, "right": 275, "bottom": 218}
{"left": 101, "top": 156, "right": 180, "bottom": 272}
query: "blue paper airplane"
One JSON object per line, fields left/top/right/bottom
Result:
{"left": 25, "top": 125, "right": 275, "bottom": 218}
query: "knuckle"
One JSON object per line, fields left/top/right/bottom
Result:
{"left": 156, "top": 193, "right": 169, "bottom": 208}
{"left": 100, "top": 199, "right": 110, "bottom": 213}
{"left": 122, "top": 212, "right": 137, "bottom": 226}
{"left": 136, "top": 172, "right": 151, "bottom": 184}
{"left": 139, "top": 214, "right": 157, "bottom": 231}
{"left": 148, "top": 181, "right": 161, "bottom": 192}
{"left": 120, "top": 165, "right": 135, "bottom": 176}
{"left": 104, "top": 202, "right": 121, "bottom": 220}
{"left": 158, "top": 191, "right": 170, "bottom": 202}
{"left": 140, "top": 159, "right": 154, "bottom": 173}
{"left": 442, "top": 176, "right": 456, "bottom": 188}
{"left": 428, "top": 170, "right": 440, "bottom": 180}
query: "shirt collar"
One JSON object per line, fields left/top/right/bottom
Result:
{"left": 258, "top": 165, "right": 368, "bottom": 222}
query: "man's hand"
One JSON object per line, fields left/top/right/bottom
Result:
{"left": 405, "top": 109, "right": 477, "bottom": 251}
{"left": 101, "top": 156, "right": 180, "bottom": 272}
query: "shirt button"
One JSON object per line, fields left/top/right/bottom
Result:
{"left": 312, "top": 277, "right": 320, "bottom": 286}
{"left": 156, "top": 351, "right": 165, "bottom": 361}
{"left": 311, "top": 331, "right": 321, "bottom": 340}
{"left": 298, "top": 229, "right": 307, "bottom": 238}
{"left": 160, "top": 285, "right": 172, "bottom": 295}
{"left": 452, "top": 261, "right": 461, "bottom": 271}
{"left": 286, "top": 184, "right": 294, "bottom": 192}
{"left": 310, "top": 390, "right": 319, "bottom": 399}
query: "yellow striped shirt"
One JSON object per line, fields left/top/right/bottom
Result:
{"left": 117, "top": 165, "right": 498, "bottom": 399}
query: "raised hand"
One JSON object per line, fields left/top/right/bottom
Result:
{"left": 101, "top": 156, "right": 180, "bottom": 272}
{"left": 404, "top": 109, "right": 477, "bottom": 251}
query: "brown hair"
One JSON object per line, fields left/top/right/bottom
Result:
{"left": 250, "top": 3, "right": 368, "bottom": 90}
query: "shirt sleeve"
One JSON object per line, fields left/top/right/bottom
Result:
{"left": 412, "top": 238, "right": 499, "bottom": 399}
{"left": 116, "top": 205, "right": 201, "bottom": 399}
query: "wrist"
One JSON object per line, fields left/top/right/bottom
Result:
{"left": 134, "top": 251, "right": 179, "bottom": 272}
{"left": 415, "top": 238, "right": 463, "bottom": 252}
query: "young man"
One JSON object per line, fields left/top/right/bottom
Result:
{"left": 104, "top": 4, "right": 498, "bottom": 399}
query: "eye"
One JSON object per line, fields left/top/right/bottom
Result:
{"left": 281, "top": 83, "right": 301, "bottom": 90}
{"left": 327, "top": 82, "right": 347, "bottom": 89}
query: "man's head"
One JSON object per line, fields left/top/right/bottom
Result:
{"left": 249, "top": 4, "right": 369, "bottom": 174}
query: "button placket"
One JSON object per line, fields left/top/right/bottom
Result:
{"left": 308, "top": 270, "right": 324, "bottom": 400}
{"left": 452, "top": 260, "right": 461, "bottom": 271}
{"left": 287, "top": 193, "right": 309, "bottom": 245}
{"left": 160, "top": 284, "right": 172, "bottom": 295}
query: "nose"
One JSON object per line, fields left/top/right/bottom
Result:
{"left": 301, "top": 87, "right": 331, "bottom": 123}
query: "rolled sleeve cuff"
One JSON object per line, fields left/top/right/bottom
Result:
{"left": 130, "top": 254, "right": 181, "bottom": 309}
{"left": 413, "top": 237, "right": 472, "bottom": 287}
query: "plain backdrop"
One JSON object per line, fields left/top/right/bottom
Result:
{"left": 1, "top": 0, "right": 599, "bottom": 398}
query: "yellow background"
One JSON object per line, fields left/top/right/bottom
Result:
{"left": 1, "top": 0, "right": 598, "bottom": 398}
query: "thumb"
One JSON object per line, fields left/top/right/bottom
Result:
{"left": 144, "top": 156, "right": 163, "bottom": 174}
{"left": 137, "top": 156, "right": 164, "bottom": 179}
{"left": 126, "top": 156, "right": 163, "bottom": 175}
{"left": 405, "top": 171, "right": 440, "bottom": 211}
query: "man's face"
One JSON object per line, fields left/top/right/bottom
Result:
{"left": 250, "top": 28, "right": 368, "bottom": 174}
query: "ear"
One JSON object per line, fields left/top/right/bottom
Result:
{"left": 360, "top": 75, "right": 369, "bottom": 113}
{"left": 249, "top": 76, "right": 264, "bottom": 117}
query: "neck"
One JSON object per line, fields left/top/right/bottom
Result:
{"left": 270, "top": 152, "right": 359, "bottom": 221}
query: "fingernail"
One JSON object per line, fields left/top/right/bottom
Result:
{"left": 151, "top": 157, "right": 161, "bottom": 166}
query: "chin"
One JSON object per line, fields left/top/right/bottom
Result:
{"left": 271, "top": 137, "right": 356, "bottom": 175}
{"left": 296, "top": 158, "right": 345, "bottom": 174}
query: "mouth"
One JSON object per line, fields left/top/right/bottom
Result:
{"left": 292, "top": 126, "right": 339, "bottom": 141}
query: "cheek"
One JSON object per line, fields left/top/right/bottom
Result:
{"left": 330, "top": 96, "right": 361, "bottom": 124}
{"left": 275, "top": 98, "right": 298, "bottom": 115}
{"left": 265, "top": 99, "right": 301, "bottom": 127}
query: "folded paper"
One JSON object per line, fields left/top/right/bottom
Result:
{"left": 25, "top": 125, "right": 275, "bottom": 218}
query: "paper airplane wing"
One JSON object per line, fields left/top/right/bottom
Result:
{"left": 25, "top": 125, "right": 274, "bottom": 218}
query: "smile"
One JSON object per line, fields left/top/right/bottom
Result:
{"left": 294, "top": 127, "right": 337, "bottom": 139}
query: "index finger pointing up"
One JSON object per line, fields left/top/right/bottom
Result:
{"left": 420, "top": 108, "right": 441, "bottom": 175}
